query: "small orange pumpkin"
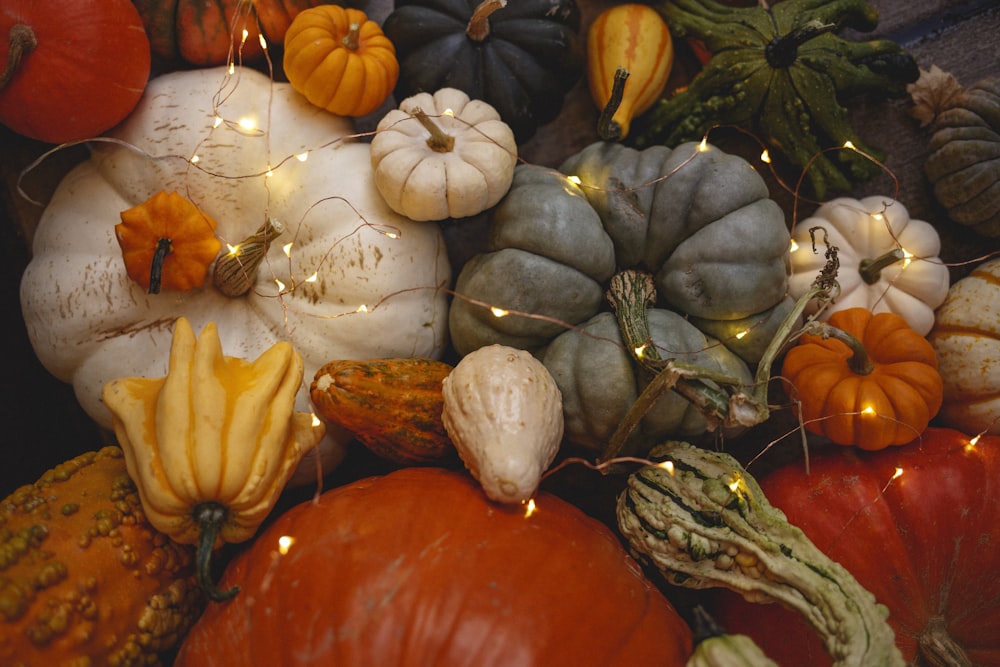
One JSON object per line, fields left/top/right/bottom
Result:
{"left": 282, "top": 5, "right": 398, "bottom": 117}
{"left": 116, "top": 190, "right": 222, "bottom": 294}
{"left": 781, "top": 307, "right": 943, "bottom": 450}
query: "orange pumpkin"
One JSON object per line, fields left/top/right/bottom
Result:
{"left": 781, "top": 307, "right": 943, "bottom": 449}
{"left": 116, "top": 190, "right": 222, "bottom": 294}
{"left": 174, "top": 467, "right": 694, "bottom": 666}
{"left": 0, "top": 447, "right": 201, "bottom": 665}
{"left": 133, "top": 0, "right": 334, "bottom": 67}
{"left": 282, "top": 5, "right": 398, "bottom": 117}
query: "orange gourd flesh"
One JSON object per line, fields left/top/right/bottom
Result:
{"left": 311, "top": 358, "right": 456, "bottom": 465}
{"left": 587, "top": 4, "right": 673, "bottom": 140}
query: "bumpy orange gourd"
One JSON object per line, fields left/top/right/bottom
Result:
{"left": 311, "top": 357, "right": 456, "bottom": 465}
{"left": 587, "top": 3, "right": 673, "bottom": 140}
{"left": 0, "top": 447, "right": 202, "bottom": 665}
{"left": 282, "top": 5, "right": 398, "bottom": 117}
{"left": 781, "top": 307, "right": 943, "bottom": 449}
{"left": 116, "top": 190, "right": 222, "bottom": 294}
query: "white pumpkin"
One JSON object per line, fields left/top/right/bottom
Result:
{"left": 929, "top": 256, "right": 1000, "bottom": 435}
{"left": 788, "top": 196, "right": 950, "bottom": 335}
{"left": 20, "top": 66, "right": 451, "bottom": 482}
{"left": 370, "top": 87, "right": 517, "bottom": 222}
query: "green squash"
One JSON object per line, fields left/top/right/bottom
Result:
{"left": 449, "top": 141, "right": 790, "bottom": 453}
{"left": 382, "top": 0, "right": 584, "bottom": 143}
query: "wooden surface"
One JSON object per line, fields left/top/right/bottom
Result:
{"left": 3, "top": 0, "right": 1000, "bottom": 499}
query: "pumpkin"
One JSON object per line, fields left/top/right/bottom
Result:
{"left": 382, "top": 0, "right": 584, "bottom": 143}
{"left": 788, "top": 196, "right": 950, "bottom": 336}
{"left": 710, "top": 427, "right": 1000, "bottom": 666}
{"left": 370, "top": 87, "right": 518, "bottom": 221}
{"left": 442, "top": 344, "right": 564, "bottom": 504}
{"left": 587, "top": 3, "right": 674, "bottom": 141}
{"left": 908, "top": 66, "right": 1000, "bottom": 236}
{"left": 311, "top": 357, "right": 457, "bottom": 465}
{"left": 132, "top": 0, "right": 335, "bottom": 67}
{"left": 0, "top": 447, "right": 202, "bottom": 665}
{"left": 617, "top": 440, "right": 906, "bottom": 667}
{"left": 282, "top": 5, "right": 398, "bottom": 117}
{"left": 19, "top": 66, "right": 452, "bottom": 485}
{"left": 116, "top": 190, "right": 223, "bottom": 294}
{"left": 0, "top": 0, "right": 150, "bottom": 143}
{"left": 448, "top": 141, "right": 789, "bottom": 453}
{"left": 928, "top": 256, "right": 1000, "bottom": 435}
{"left": 103, "top": 317, "right": 325, "bottom": 600}
{"left": 631, "top": 0, "right": 918, "bottom": 198}
{"left": 781, "top": 307, "right": 943, "bottom": 450}
{"left": 173, "top": 467, "right": 694, "bottom": 666}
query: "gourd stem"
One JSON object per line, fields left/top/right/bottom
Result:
{"left": 803, "top": 320, "right": 875, "bottom": 376}
{"left": 194, "top": 502, "right": 240, "bottom": 602}
{"left": 466, "top": 0, "right": 506, "bottom": 41}
{"left": 149, "top": 238, "right": 173, "bottom": 295}
{"left": 917, "top": 616, "right": 972, "bottom": 667}
{"left": 341, "top": 22, "right": 361, "bottom": 50}
{"left": 858, "top": 248, "right": 906, "bottom": 285}
{"left": 597, "top": 67, "right": 630, "bottom": 141}
{"left": 1, "top": 24, "right": 35, "bottom": 90}
{"left": 213, "top": 218, "right": 284, "bottom": 297}
{"left": 602, "top": 270, "right": 738, "bottom": 462}
{"left": 411, "top": 108, "right": 455, "bottom": 153}
{"left": 764, "top": 18, "right": 836, "bottom": 68}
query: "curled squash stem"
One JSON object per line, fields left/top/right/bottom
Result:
{"left": 602, "top": 270, "right": 754, "bottom": 462}
{"left": 194, "top": 502, "right": 240, "bottom": 602}
{"left": 603, "top": 237, "right": 844, "bottom": 461}
{"left": 466, "top": 0, "right": 506, "bottom": 41}
{"left": 410, "top": 108, "right": 455, "bottom": 153}
{"left": 597, "top": 67, "right": 630, "bottom": 141}
{"left": 213, "top": 217, "right": 284, "bottom": 297}
{"left": 1, "top": 23, "right": 36, "bottom": 90}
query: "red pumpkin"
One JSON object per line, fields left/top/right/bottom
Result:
{"left": 175, "top": 467, "right": 693, "bottom": 666}
{"left": 133, "top": 0, "right": 337, "bottom": 67}
{"left": 0, "top": 0, "right": 151, "bottom": 143}
{"left": 711, "top": 427, "right": 1000, "bottom": 666}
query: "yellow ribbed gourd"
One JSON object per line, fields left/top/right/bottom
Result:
{"left": 587, "top": 4, "right": 674, "bottom": 140}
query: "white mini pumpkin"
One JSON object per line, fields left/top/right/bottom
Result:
{"left": 788, "top": 196, "right": 950, "bottom": 335}
{"left": 370, "top": 87, "right": 517, "bottom": 221}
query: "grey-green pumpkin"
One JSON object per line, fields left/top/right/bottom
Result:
{"left": 448, "top": 141, "right": 791, "bottom": 453}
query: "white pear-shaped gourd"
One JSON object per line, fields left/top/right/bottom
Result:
{"left": 442, "top": 344, "right": 564, "bottom": 504}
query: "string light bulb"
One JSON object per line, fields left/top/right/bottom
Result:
{"left": 523, "top": 498, "right": 536, "bottom": 518}
{"left": 490, "top": 306, "right": 509, "bottom": 318}
{"left": 278, "top": 535, "right": 294, "bottom": 555}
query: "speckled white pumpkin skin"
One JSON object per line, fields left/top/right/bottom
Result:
{"left": 20, "top": 67, "right": 451, "bottom": 480}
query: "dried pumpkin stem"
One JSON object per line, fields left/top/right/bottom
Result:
{"left": 597, "top": 67, "right": 630, "bottom": 141}
{"left": 148, "top": 238, "right": 173, "bottom": 295}
{"left": 341, "top": 22, "right": 361, "bottom": 50}
{"left": 466, "top": 0, "right": 507, "bottom": 41}
{"left": 1, "top": 24, "right": 36, "bottom": 90}
{"left": 213, "top": 218, "right": 284, "bottom": 297}
{"left": 918, "top": 616, "right": 972, "bottom": 667}
{"left": 802, "top": 320, "right": 875, "bottom": 376}
{"left": 411, "top": 108, "right": 455, "bottom": 153}
{"left": 602, "top": 270, "right": 743, "bottom": 461}
{"left": 858, "top": 248, "right": 906, "bottom": 285}
{"left": 193, "top": 502, "right": 240, "bottom": 602}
